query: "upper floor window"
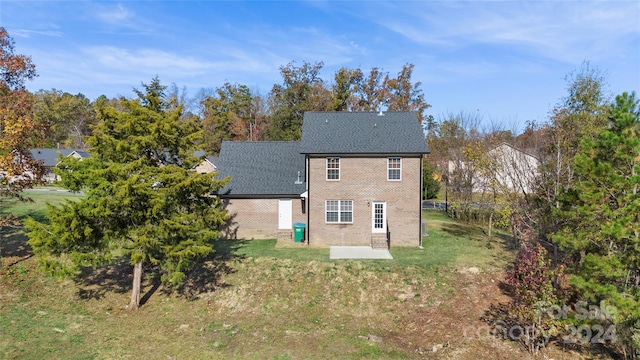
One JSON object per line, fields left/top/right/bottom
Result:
{"left": 326, "top": 157, "right": 340, "bottom": 180}
{"left": 388, "top": 157, "right": 402, "bottom": 181}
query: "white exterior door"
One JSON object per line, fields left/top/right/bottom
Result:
{"left": 278, "top": 199, "right": 292, "bottom": 229}
{"left": 372, "top": 201, "right": 386, "bottom": 233}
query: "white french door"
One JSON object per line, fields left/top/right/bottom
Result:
{"left": 371, "top": 201, "right": 386, "bottom": 233}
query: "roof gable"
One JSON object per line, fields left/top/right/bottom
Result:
{"left": 29, "top": 148, "right": 88, "bottom": 167}
{"left": 300, "top": 111, "right": 429, "bottom": 155}
{"left": 216, "top": 141, "right": 305, "bottom": 196}
{"left": 204, "top": 155, "right": 218, "bottom": 165}
{"left": 68, "top": 150, "right": 90, "bottom": 159}
{"left": 487, "top": 142, "right": 539, "bottom": 161}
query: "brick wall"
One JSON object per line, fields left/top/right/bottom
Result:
{"left": 221, "top": 198, "right": 306, "bottom": 240}
{"left": 308, "top": 156, "right": 422, "bottom": 247}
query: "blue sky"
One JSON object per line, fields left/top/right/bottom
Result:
{"left": 2, "top": 0, "right": 639, "bottom": 132}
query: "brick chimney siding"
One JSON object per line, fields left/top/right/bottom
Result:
{"left": 307, "top": 156, "right": 421, "bottom": 246}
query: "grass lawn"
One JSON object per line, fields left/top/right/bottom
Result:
{"left": 0, "top": 190, "right": 84, "bottom": 221}
{"left": 1, "top": 195, "right": 594, "bottom": 359}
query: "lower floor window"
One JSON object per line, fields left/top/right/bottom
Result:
{"left": 326, "top": 200, "right": 353, "bottom": 223}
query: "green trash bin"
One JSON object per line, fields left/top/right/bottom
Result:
{"left": 293, "top": 222, "right": 306, "bottom": 242}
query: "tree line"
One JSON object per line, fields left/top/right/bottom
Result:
{"left": 23, "top": 61, "right": 430, "bottom": 154}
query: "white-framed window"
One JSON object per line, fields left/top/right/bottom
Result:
{"left": 325, "top": 200, "right": 353, "bottom": 223}
{"left": 388, "top": 157, "right": 401, "bottom": 181}
{"left": 326, "top": 157, "right": 340, "bottom": 180}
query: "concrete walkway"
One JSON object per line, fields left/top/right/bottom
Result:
{"left": 329, "top": 246, "right": 393, "bottom": 260}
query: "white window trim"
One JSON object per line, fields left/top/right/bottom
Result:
{"left": 326, "top": 157, "right": 340, "bottom": 181}
{"left": 387, "top": 157, "right": 402, "bottom": 181}
{"left": 325, "top": 199, "right": 353, "bottom": 224}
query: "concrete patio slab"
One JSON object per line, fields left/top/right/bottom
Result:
{"left": 329, "top": 246, "right": 393, "bottom": 260}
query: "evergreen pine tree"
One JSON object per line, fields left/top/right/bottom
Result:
{"left": 554, "top": 91, "right": 640, "bottom": 355}
{"left": 26, "top": 79, "right": 228, "bottom": 310}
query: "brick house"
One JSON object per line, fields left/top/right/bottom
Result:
{"left": 216, "top": 111, "right": 429, "bottom": 247}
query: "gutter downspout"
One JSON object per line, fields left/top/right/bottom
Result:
{"left": 419, "top": 155, "right": 424, "bottom": 249}
{"left": 306, "top": 154, "right": 310, "bottom": 246}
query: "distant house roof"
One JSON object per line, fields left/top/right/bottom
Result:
{"left": 192, "top": 151, "right": 218, "bottom": 165}
{"left": 68, "top": 150, "right": 90, "bottom": 159}
{"left": 487, "top": 142, "right": 540, "bottom": 161}
{"left": 216, "top": 141, "right": 306, "bottom": 197}
{"left": 204, "top": 155, "right": 218, "bottom": 165}
{"left": 29, "top": 148, "right": 88, "bottom": 167}
{"left": 300, "top": 111, "right": 429, "bottom": 155}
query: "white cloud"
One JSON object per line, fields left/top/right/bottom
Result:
{"left": 274, "top": 26, "right": 366, "bottom": 66}
{"left": 96, "top": 4, "right": 133, "bottom": 25}
{"left": 370, "top": 1, "right": 640, "bottom": 64}
{"left": 82, "top": 46, "right": 215, "bottom": 75}
{"left": 10, "top": 29, "right": 63, "bottom": 38}
{"left": 87, "top": 2, "right": 157, "bottom": 35}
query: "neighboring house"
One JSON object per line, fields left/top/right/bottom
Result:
{"left": 217, "top": 111, "right": 429, "bottom": 248}
{"left": 447, "top": 142, "right": 540, "bottom": 194}
{"left": 194, "top": 155, "right": 218, "bottom": 174}
{"left": 485, "top": 143, "right": 539, "bottom": 194}
{"left": 29, "top": 148, "right": 89, "bottom": 182}
{"left": 28, "top": 148, "right": 216, "bottom": 182}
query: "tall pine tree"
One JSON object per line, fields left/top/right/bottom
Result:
{"left": 26, "top": 78, "right": 228, "bottom": 310}
{"left": 554, "top": 91, "right": 640, "bottom": 355}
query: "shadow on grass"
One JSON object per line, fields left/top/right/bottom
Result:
{"left": 1, "top": 203, "right": 54, "bottom": 267}
{"left": 212, "top": 238, "right": 249, "bottom": 261}
{"left": 169, "top": 239, "right": 248, "bottom": 300}
{"left": 481, "top": 294, "right": 621, "bottom": 359}
{"left": 440, "top": 222, "right": 484, "bottom": 240}
{"left": 437, "top": 215, "right": 516, "bottom": 243}
{"left": 1, "top": 197, "right": 56, "bottom": 224}
{"left": 76, "top": 257, "right": 132, "bottom": 300}
{"left": 493, "top": 232, "right": 518, "bottom": 251}
{"left": 20, "top": 209, "right": 50, "bottom": 224}
{"left": 440, "top": 220, "right": 519, "bottom": 267}
{"left": 76, "top": 239, "right": 249, "bottom": 303}
{"left": 1, "top": 227, "right": 31, "bottom": 259}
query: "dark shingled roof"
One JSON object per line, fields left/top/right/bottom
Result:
{"left": 204, "top": 155, "right": 218, "bottom": 166}
{"left": 29, "top": 148, "right": 88, "bottom": 167}
{"left": 300, "top": 111, "right": 429, "bottom": 155}
{"left": 216, "top": 141, "right": 306, "bottom": 196}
